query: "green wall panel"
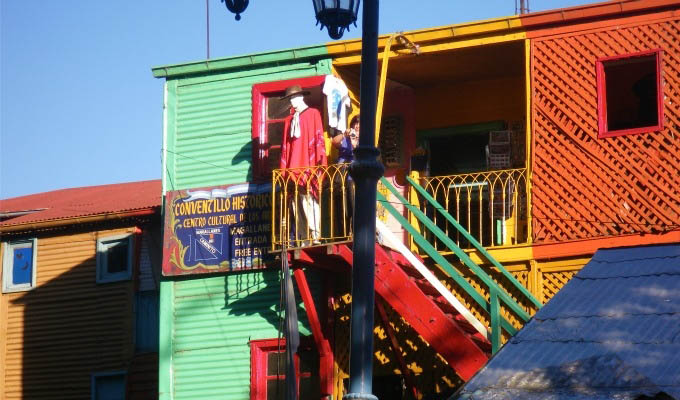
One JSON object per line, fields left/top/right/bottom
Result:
{"left": 162, "top": 269, "right": 321, "bottom": 400}
{"left": 163, "top": 59, "right": 332, "bottom": 193}
{"left": 160, "top": 54, "right": 331, "bottom": 399}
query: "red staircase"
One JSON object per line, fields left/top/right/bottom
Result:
{"left": 295, "top": 243, "right": 490, "bottom": 381}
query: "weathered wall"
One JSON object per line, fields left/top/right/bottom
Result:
{"left": 530, "top": 12, "right": 680, "bottom": 242}
{"left": 0, "top": 226, "right": 154, "bottom": 400}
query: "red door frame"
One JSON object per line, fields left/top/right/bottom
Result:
{"left": 251, "top": 75, "right": 326, "bottom": 180}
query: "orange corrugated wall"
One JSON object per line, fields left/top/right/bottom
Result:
{"left": 0, "top": 227, "right": 148, "bottom": 400}
{"left": 529, "top": 12, "right": 680, "bottom": 243}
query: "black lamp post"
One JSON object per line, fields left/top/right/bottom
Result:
{"left": 326, "top": 2, "right": 382, "bottom": 400}
{"left": 315, "top": 1, "right": 382, "bottom": 399}
{"left": 227, "top": 1, "right": 382, "bottom": 399}
{"left": 315, "top": 2, "right": 382, "bottom": 399}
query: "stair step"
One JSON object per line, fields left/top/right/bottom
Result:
{"left": 441, "top": 312, "right": 491, "bottom": 352}
{"left": 400, "top": 264, "right": 422, "bottom": 278}
{"left": 414, "top": 279, "right": 441, "bottom": 296}
{"left": 382, "top": 247, "right": 423, "bottom": 275}
{"left": 470, "top": 333, "right": 493, "bottom": 353}
{"left": 442, "top": 312, "right": 478, "bottom": 334}
{"left": 432, "top": 296, "right": 458, "bottom": 315}
{"left": 371, "top": 243, "right": 490, "bottom": 379}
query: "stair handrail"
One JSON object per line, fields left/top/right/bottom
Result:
{"left": 375, "top": 190, "right": 518, "bottom": 339}
{"left": 375, "top": 219, "right": 489, "bottom": 339}
{"left": 406, "top": 175, "right": 543, "bottom": 309}
{"left": 379, "top": 177, "right": 531, "bottom": 324}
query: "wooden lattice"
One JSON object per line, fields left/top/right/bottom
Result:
{"left": 542, "top": 270, "right": 577, "bottom": 301}
{"left": 531, "top": 16, "right": 680, "bottom": 242}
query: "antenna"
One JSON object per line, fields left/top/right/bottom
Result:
{"left": 515, "top": 0, "right": 530, "bottom": 14}
{"left": 206, "top": 0, "right": 211, "bottom": 59}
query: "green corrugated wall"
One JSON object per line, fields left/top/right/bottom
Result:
{"left": 159, "top": 55, "right": 332, "bottom": 400}
{"left": 161, "top": 270, "right": 319, "bottom": 400}
{"left": 164, "top": 59, "right": 332, "bottom": 191}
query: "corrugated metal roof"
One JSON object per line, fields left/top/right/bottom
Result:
{"left": 0, "top": 180, "right": 161, "bottom": 228}
{"left": 455, "top": 243, "right": 680, "bottom": 400}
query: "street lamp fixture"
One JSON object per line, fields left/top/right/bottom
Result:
{"left": 222, "top": 0, "right": 249, "bottom": 20}
{"left": 312, "top": 0, "right": 361, "bottom": 39}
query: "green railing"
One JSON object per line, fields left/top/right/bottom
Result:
{"left": 379, "top": 177, "right": 542, "bottom": 353}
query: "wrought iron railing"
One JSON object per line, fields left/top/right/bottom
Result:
{"left": 272, "top": 164, "right": 353, "bottom": 250}
{"left": 417, "top": 168, "right": 529, "bottom": 250}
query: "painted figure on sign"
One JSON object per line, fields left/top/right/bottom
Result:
{"left": 279, "top": 85, "right": 327, "bottom": 243}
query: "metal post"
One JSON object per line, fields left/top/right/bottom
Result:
{"left": 344, "top": 1, "right": 383, "bottom": 399}
{"left": 206, "top": 0, "right": 210, "bottom": 59}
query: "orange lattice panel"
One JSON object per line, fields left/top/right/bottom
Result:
{"left": 531, "top": 16, "right": 680, "bottom": 243}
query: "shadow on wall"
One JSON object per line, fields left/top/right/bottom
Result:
{"left": 232, "top": 140, "right": 255, "bottom": 182}
{"left": 7, "top": 230, "right": 159, "bottom": 400}
{"left": 223, "top": 268, "right": 310, "bottom": 334}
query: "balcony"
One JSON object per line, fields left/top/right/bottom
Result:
{"left": 271, "top": 165, "right": 529, "bottom": 252}
{"left": 415, "top": 168, "right": 529, "bottom": 251}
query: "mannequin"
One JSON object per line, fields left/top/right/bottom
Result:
{"left": 279, "top": 85, "right": 327, "bottom": 244}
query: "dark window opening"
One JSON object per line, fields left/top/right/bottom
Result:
{"left": 106, "top": 240, "right": 129, "bottom": 274}
{"left": 428, "top": 133, "right": 488, "bottom": 176}
{"left": 598, "top": 50, "right": 663, "bottom": 137}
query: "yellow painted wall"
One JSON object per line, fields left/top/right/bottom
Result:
{"left": 1, "top": 227, "right": 137, "bottom": 400}
{"left": 416, "top": 76, "right": 525, "bottom": 130}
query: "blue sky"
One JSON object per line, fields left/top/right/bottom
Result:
{"left": 1, "top": 0, "right": 600, "bottom": 199}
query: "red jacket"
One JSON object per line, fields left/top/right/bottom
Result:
{"left": 280, "top": 107, "right": 327, "bottom": 197}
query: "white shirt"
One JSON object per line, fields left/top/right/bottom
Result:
{"left": 322, "top": 75, "right": 351, "bottom": 133}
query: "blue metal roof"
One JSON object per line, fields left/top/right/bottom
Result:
{"left": 455, "top": 243, "right": 680, "bottom": 400}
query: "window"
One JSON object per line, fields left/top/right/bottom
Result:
{"left": 96, "top": 234, "right": 133, "bottom": 283}
{"left": 251, "top": 76, "right": 326, "bottom": 180}
{"left": 597, "top": 49, "right": 664, "bottom": 138}
{"left": 2, "top": 238, "right": 37, "bottom": 293}
{"left": 134, "top": 291, "right": 159, "bottom": 353}
{"left": 250, "top": 339, "right": 320, "bottom": 400}
{"left": 91, "top": 371, "right": 126, "bottom": 400}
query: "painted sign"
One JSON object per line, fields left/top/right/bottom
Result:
{"left": 162, "top": 183, "right": 274, "bottom": 276}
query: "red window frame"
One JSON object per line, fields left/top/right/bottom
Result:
{"left": 251, "top": 76, "right": 326, "bottom": 181}
{"left": 249, "top": 338, "right": 319, "bottom": 400}
{"left": 596, "top": 49, "right": 664, "bottom": 138}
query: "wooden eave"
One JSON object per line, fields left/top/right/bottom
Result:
{"left": 0, "top": 208, "right": 159, "bottom": 235}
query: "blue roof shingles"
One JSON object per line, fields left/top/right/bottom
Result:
{"left": 455, "top": 243, "right": 680, "bottom": 400}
